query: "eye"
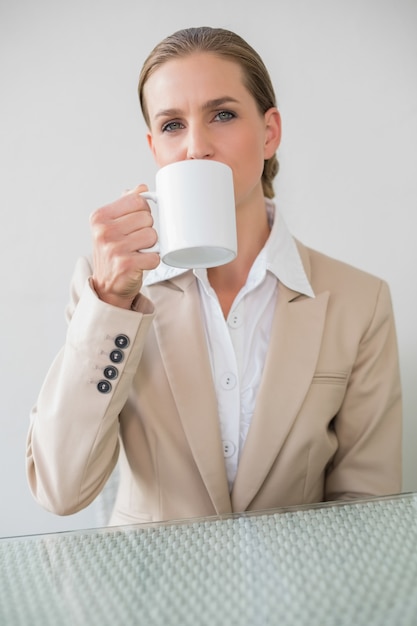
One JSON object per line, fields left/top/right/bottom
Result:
{"left": 214, "top": 110, "right": 236, "bottom": 122}
{"left": 162, "top": 120, "right": 184, "bottom": 133}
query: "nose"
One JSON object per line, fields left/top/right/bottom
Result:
{"left": 186, "top": 123, "right": 214, "bottom": 160}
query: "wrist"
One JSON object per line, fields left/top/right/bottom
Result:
{"left": 89, "top": 278, "right": 137, "bottom": 310}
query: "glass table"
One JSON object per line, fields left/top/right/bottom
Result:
{"left": 1, "top": 493, "right": 417, "bottom": 625}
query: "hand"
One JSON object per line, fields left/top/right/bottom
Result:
{"left": 90, "top": 184, "right": 160, "bottom": 309}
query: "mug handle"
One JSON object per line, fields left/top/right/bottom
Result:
{"left": 140, "top": 191, "right": 157, "bottom": 203}
{"left": 139, "top": 191, "right": 159, "bottom": 253}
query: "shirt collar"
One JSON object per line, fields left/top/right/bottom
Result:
{"left": 143, "top": 199, "right": 315, "bottom": 298}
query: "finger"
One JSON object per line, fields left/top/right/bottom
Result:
{"left": 91, "top": 210, "right": 155, "bottom": 253}
{"left": 93, "top": 216, "right": 158, "bottom": 256}
{"left": 135, "top": 250, "right": 160, "bottom": 270}
{"left": 131, "top": 225, "right": 158, "bottom": 252}
{"left": 112, "top": 207, "right": 154, "bottom": 237}
{"left": 90, "top": 184, "right": 150, "bottom": 224}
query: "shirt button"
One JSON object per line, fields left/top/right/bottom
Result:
{"left": 115, "top": 334, "right": 130, "bottom": 349}
{"left": 228, "top": 312, "right": 242, "bottom": 328}
{"left": 110, "top": 349, "right": 124, "bottom": 364}
{"left": 223, "top": 440, "right": 236, "bottom": 458}
{"left": 97, "top": 380, "right": 112, "bottom": 394}
{"left": 220, "top": 372, "right": 237, "bottom": 390}
{"left": 104, "top": 366, "right": 118, "bottom": 380}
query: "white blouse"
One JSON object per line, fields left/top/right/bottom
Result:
{"left": 144, "top": 200, "right": 314, "bottom": 490}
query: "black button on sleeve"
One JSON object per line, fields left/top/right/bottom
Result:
{"left": 115, "top": 334, "right": 130, "bottom": 349}
{"left": 110, "top": 349, "right": 124, "bottom": 364}
{"left": 97, "top": 380, "right": 112, "bottom": 394}
{"left": 104, "top": 366, "right": 118, "bottom": 380}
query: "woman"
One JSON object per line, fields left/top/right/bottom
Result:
{"left": 27, "top": 27, "right": 402, "bottom": 525}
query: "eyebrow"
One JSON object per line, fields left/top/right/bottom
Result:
{"left": 154, "top": 97, "right": 240, "bottom": 119}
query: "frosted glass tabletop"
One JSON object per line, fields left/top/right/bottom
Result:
{"left": 1, "top": 493, "right": 417, "bottom": 626}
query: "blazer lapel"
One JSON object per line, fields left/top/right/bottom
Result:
{"left": 231, "top": 283, "right": 330, "bottom": 511}
{"left": 148, "top": 272, "right": 232, "bottom": 515}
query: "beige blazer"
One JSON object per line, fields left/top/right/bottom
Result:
{"left": 26, "top": 241, "right": 402, "bottom": 526}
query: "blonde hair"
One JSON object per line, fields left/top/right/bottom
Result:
{"left": 138, "top": 26, "right": 279, "bottom": 198}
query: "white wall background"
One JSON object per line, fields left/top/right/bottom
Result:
{"left": 0, "top": 0, "right": 416, "bottom": 537}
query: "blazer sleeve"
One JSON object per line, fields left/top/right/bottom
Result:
{"left": 26, "top": 256, "right": 155, "bottom": 515}
{"left": 324, "top": 279, "right": 402, "bottom": 500}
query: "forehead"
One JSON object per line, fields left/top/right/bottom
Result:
{"left": 143, "top": 52, "right": 251, "bottom": 111}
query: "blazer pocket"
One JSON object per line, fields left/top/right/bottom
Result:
{"left": 312, "top": 371, "right": 348, "bottom": 385}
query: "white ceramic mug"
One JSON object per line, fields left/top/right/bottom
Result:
{"left": 140, "top": 159, "right": 237, "bottom": 269}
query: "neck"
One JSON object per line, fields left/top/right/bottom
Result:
{"left": 207, "top": 195, "right": 270, "bottom": 317}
